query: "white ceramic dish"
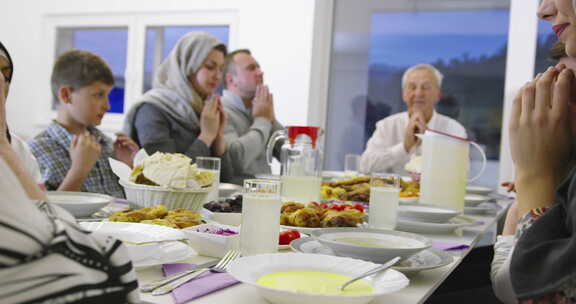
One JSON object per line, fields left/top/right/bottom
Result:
{"left": 290, "top": 237, "right": 453, "bottom": 275}
{"left": 310, "top": 228, "right": 430, "bottom": 263}
{"left": 396, "top": 216, "right": 478, "bottom": 234}
{"left": 79, "top": 221, "right": 187, "bottom": 244}
{"left": 464, "top": 194, "right": 490, "bottom": 207}
{"left": 397, "top": 204, "right": 460, "bottom": 223}
{"left": 466, "top": 185, "right": 493, "bottom": 195}
{"left": 228, "top": 253, "right": 409, "bottom": 304}
{"left": 47, "top": 191, "right": 112, "bottom": 217}
{"left": 182, "top": 223, "right": 240, "bottom": 258}
{"left": 125, "top": 241, "right": 195, "bottom": 268}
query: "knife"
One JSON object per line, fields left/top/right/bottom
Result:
{"left": 140, "top": 259, "right": 219, "bottom": 292}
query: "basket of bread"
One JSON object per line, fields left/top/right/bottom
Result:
{"left": 119, "top": 152, "right": 214, "bottom": 211}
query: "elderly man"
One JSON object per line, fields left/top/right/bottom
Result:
{"left": 221, "top": 49, "right": 284, "bottom": 183}
{"left": 360, "top": 64, "right": 466, "bottom": 174}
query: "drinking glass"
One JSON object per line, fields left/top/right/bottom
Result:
{"left": 196, "top": 157, "right": 220, "bottom": 202}
{"left": 368, "top": 173, "right": 400, "bottom": 229}
{"left": 344, "top": 154, "right": 361, "bottom": 176}
{"left": 240, "top": 179, "right": 282, "bottom": 256}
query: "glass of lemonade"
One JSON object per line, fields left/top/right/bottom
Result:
{"left": 241, "top": 179, "right": 282, "bottom": 256}
{"left": 196, "top": 156, "right": 220, "bottom": 202}
{"left": 368, "top": 173, "right": 401, "bottom": 230}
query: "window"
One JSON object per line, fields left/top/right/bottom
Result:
{"left": 324, "top": 1, "right": 510, "bottom": 188}
{"left": 143, "top": 26, "right": 230, "bottom": 92}
{"left": 44, "top": 12, "right": 237, "bottom": 132}
{"left": 56, "top": 28, "right": 128, "bottom": 113}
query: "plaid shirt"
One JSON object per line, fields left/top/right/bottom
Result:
{"left": 28, "top": 121, "right": 125, "bottom": 198}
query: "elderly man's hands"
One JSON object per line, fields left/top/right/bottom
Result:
{"left": 404, "top": 111, "right": 426, "bottom": 152}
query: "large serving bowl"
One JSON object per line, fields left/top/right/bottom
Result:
{"left": 310, "top": 228, "right": 431, "bottom": 263}
{"left": 228, "top": 253, "right": 409, "bottom": 304}
{"left": 119, "top": 179, "right": 209, "bottom": 211}
{"left": 46, "top": 191, "right": 111, "bottom": 217}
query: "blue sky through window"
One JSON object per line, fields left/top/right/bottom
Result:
{"left": 369, "top": 10, "right": 510, "bottom": 67}
{"left": 73, "top": 29, "right": 128, "bottom": 114}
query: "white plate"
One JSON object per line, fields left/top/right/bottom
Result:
{"left": 396, "top": 216, "right": 479, "bottom": 234}
{"left": 398, "top": 204, "right": 460, "bottom": 223}
{"left": 466, "top": 185, "right": 493, "bottom": 195}
{"left": 291, "top": 237, "right": 453, "bottom": 275}
{"left": 79, "top": 221, "right": 187, "bottom": 244}
{"left": 125, "top": 241, "right": 195, "bottom": 268}
{"left": 228, "top": 253, "right": 409, "bottom": 304}
{"left": 47, "top": 191, "right": 111, "bottom": 217}
{"left": 464, "top": 205, "right": 495, "bottom": 215}
{"left": 464, "top": 194, "right": 490, "bottom": 207}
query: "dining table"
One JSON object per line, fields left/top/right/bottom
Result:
{"left": 136, "top": 196, "right": 513, "bottom": 304}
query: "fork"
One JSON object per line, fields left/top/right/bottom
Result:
{"left": 151, "top": 250, "right": 241, "bottom": 296}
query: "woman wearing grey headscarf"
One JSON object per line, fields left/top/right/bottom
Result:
{"left": 124, "top": 32, "right": 232, "bottom": 180}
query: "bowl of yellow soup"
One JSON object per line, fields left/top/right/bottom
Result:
{"left": 310, "top": 228, "right": 431, "bottom": 263}
{"left": 227, "top": 253, "right": 409, "bottom": 304}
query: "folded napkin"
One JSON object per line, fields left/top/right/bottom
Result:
{"left": 432, "top": 241, "right": 470, "bottom": 251}
{"left": 162, "top": 263, "right": 239, "bottom": 304}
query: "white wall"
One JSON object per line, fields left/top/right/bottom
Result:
{"left": 0, "top": 0, "right": 316, "bottom": 138}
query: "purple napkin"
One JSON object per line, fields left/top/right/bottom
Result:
{"left": 432, "top": 241, "right": 470, "bottom": 251}
{"left": 162, "top": 263, "right": 240, "bottom": 304}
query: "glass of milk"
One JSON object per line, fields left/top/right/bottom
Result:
{"left": 344, "top": 153, "right": 361, "bottom": 176}
{"left": 368, "top": 173, "right": 400, "bottom": 230}
{"left": 196, "top": 156, "right": 220, "bottom": 202}
{"left": 240, "top": 179, "right": 282, "bottom": 256}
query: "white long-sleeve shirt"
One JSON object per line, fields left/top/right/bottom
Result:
{"left": 360, "top": 111, "right": 466, "bottom": 175}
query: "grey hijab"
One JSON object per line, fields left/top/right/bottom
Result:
{"left": 123, "top": 32, "right": 224, "bottom": 138}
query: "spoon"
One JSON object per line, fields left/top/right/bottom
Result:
{"left": 340, "top": 256, "right": 401, "bottom": 291}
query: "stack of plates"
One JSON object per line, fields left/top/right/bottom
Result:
{"left": 395, "top": 204, "right": 477, "bottom": 234}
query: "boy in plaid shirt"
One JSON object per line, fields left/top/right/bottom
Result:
{"left": 29, "top": 50, "right": 138, "bottom": 198}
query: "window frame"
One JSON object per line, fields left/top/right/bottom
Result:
{"left": 42, "top": 11, "right": 238, "bottom": 133}
{"left": 308, "top": 0, "right": 540, "bottom": 191}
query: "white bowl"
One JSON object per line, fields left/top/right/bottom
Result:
{"left": 46, "top": 191, "right": 111, "bottom": 217}
{"left": 228, "top": 253, "right": 409, "bottom": 304}
{"left": 398, "top": 204, "right": 460, "bottom": 223}
{"left": 182, "top": 223, "right": 240, "bottom": 258}
{"left": 310, "top": 228, "right": 431, "bottom": 263}
{"left": 119, "top": 179, "right": 209, "bottom": 211}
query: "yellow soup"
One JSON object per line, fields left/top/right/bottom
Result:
{"left": 257, "top": 271, "right": 374, "bottom": 295}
